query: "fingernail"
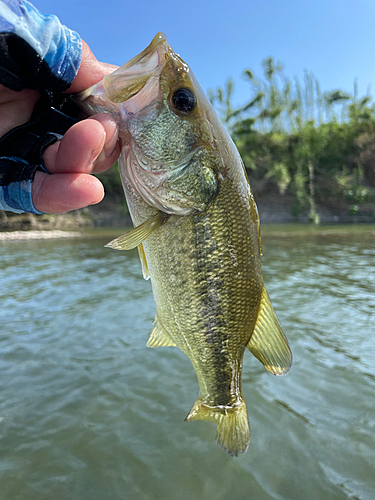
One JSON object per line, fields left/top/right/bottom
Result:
{"left": 88, "top": 128, "right": 106, "bottom": 166}
{"left": 104, "top": 121, "right": 119, "bottom": 157}
{"left": 95, "top": 122, "right": 119, "bottom": 165}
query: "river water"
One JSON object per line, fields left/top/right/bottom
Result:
{"left": 0, "top": 225, "right": 374, "bottom": 500}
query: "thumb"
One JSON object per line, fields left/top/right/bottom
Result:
{"left": 67, "top": 40, "right": 118, "bottom": 93}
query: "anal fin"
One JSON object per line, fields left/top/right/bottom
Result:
{"left": 247, "top": 286, "right": 292, "bottom": 375}
{"left": 147, "top": 316, "right": 176, "bottom": 348}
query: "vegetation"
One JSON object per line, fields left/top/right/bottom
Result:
{"left": 209, "top": 57, "right": 375, "bottom": 223}
{"left": 3, "top": 59, "right": 374, "bottom": 226}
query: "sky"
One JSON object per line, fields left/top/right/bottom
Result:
{"left": 35, "top": 0, "right": 375, "bottom": 108}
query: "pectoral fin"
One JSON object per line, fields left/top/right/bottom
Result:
{"left": 137, "top": 243, "right": 150, "bottom": 280}
{"left": 147, "top": 317, "right": 176, "bottom": 348}
{"left": 247, "top": 286, "right": 292, "bottom": 375}
{"left": 105, "top": 212, "right": 168, "bottom": 250}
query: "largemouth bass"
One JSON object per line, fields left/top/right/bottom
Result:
{"left": 78, "top": 33, "right": 292, "bottom": 456}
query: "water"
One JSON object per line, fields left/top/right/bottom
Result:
{"left": 0, "top": 225, "right": 374, "bottom": 500}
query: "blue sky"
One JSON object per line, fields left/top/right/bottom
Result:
{"left": 36, "top": 0, "right": 375, "bottom": 107}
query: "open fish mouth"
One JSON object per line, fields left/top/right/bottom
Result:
{"left": 112, "top": 32, "right": 169, "bottom": 76}
{"left": 77, "top": 32, "right": 172, "bottom": 110}
{"left": 102, "top": 32, "right": 171, "bottom": 104}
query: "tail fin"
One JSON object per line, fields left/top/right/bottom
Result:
{"left": 185, "top": 397, "right": 250, "bottom": 456}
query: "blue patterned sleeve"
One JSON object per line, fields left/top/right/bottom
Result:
{"left": 0, "top": 0, "right": 82, "bottom": 91}
{"left": 0, "top": 0, "right": 83, "bottom": 214}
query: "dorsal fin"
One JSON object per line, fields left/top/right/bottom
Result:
{"left": 247, "top": 286, "right": 292, "bottom": 375}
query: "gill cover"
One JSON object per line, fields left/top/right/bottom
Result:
{"left": 77, "top": 33, "right": 220, "bottom": 216}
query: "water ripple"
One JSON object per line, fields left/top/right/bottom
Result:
{"left": 0, "top": 228, "right": 374, "bottom": 500}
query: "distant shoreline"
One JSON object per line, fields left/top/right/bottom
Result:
{"left": 0, "top": 230, "right": 82, "bottom": 240}
{"left": 1, "top": 193, "right": 374, "bottom": 235}
{"left": 1, "top": 223, "right": 374, "bottom": 242}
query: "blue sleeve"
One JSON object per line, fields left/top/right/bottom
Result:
{"left": 0, "top": 0, "right": 83, "bottom": 214}
{"left": 0, "top": 0, "right": 82, "bottom": 91}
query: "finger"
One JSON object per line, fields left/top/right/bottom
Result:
{"left": 42, "top": 114, "right": 120, "bottom": 175}
{"left": 32, "top": 171, "right": 104, "bottom": 214}
{"left": 67, "top": 41, "right": 118, "bottom": 93}
{"left": 98, "top": 61, "right": 119, "bottom": 74}
{"left": 88, "top": 114, "right": 121, "bottom": 173}
{"left": 0, "top": 86, "right": 40, "bottom": 136}
{"left": 42, "top": 119, "right": 105, "bottom": 175}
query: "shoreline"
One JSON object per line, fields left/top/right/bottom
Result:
{"left": 0, "top": 230, "right": 82, "bottom": 240}
{"left": 1, "top": 221, "right": 374, "bottom": 242}
{"left": 1, "top": 194, "right": 374, "bottom": 236}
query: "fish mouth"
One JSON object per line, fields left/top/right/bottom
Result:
{"left": 102, "top": 32, "right": 171, "bottom": 104}
{"left": 115, "top": 32, "right": 169, "bottom": 73}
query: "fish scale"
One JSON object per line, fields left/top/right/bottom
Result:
{"left": 143, "top": 179, "right": 261, "bottom": 415}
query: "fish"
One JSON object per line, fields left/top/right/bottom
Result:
{"left": 77, "top": 33, "right": 292, "bottom": 456}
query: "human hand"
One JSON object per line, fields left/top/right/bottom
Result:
{"left": 35, "top": 41, "right": 121, "bottom": 213}
{"left": 0, "top": 41, "right": 121, "bottom": 214}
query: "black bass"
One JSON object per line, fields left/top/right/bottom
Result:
{"left": 77, "top": 33, "right": 292, "bottom": 456}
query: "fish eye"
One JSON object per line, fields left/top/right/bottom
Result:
{"left": 171, "top": 88, "right": 196, "bottom": 114}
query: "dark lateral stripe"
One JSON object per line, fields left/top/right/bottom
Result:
{"left": 192, "top": 212, "right": 233, "bottom": 405}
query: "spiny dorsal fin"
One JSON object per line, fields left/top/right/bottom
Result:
{"left": 247, "top": 286, "right": 292, "bottom": 375}
{"left": 147, "top": 317, "right": 176, "bottom": 348}
{"left": 137, "top": 243, "right": 150, "bottom": 280}
{"left": 105, "top": 212, "right": 168, "bottom": 250}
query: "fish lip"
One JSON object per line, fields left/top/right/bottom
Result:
{"left": 97, "top": 33, "right": 172, "bottom": 110}
{"left": 104, "top": 33, "right": 171, "bottom": 95}
{"left": 76, "top": 33, "right": 172, "bottom": 115}
{"left": 117, "top": 32, "right": 169, "bottom": 73}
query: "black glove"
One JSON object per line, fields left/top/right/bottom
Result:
{"left": 0, "top": 90, "right": 80, "bottom": 213}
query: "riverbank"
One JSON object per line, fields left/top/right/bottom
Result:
{"left": 0, "top": 198, "right": 131, "bottom": 233}
{"left": 0, "top": 230, "right": 82, "bottom": 240}
{"left": 1, "top": 223, "right": 374, "bottom": 241}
